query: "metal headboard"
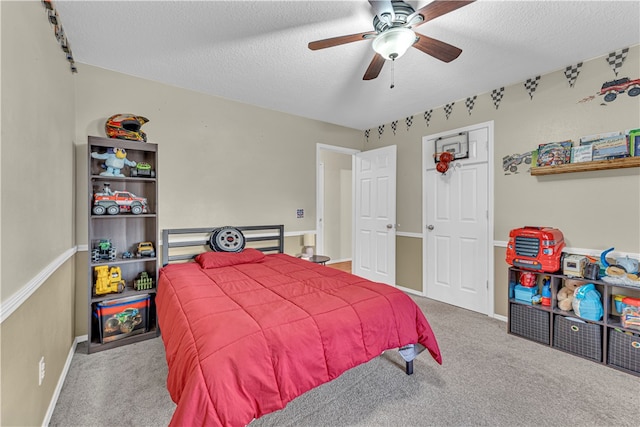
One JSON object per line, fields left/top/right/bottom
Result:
{"left": 162, "top": 225, "right": 284, "bottom": 266}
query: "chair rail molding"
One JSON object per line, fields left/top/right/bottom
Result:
{"left": 0, "top": 247, "right": 76, "bottom": 323}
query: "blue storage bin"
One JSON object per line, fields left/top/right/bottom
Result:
{"left": 515, "top": 284, "right": 539, "bottom": 302}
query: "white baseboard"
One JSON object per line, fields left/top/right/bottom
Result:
{"left": 492, "top": 314, "right": 507, "bottom": 322}
{"left": 42, "top": 335, "right": 84, "bottom": 426}
{"left": 397, "top": 285, "right": 425, "bottom": 297}
{"left": 326, "top": 258, "right": 351, "bottom": 264}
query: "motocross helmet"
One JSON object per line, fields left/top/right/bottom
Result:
{"left": 105, "top": 114, "right": 149, "bottom": 142}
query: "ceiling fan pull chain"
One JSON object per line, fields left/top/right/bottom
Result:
{"left": 390, "top": 58, "right": 395, "bottom": 89}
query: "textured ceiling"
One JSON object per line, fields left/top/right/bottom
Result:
{"left": 55, "top": 0, "right": 640, "bottom": 130}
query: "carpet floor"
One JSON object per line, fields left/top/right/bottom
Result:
{"left": 49, "top": 296, "right": 640, "bottom": 426}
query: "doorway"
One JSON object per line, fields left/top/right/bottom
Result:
{"left": 422, "top": 121, "right": 494, "bottom": 315}
{"left": 316, "top": 144, "right": 398, "bottom": 286}
{"left": 316, "top": 144, "right": 359, "bottom": 262}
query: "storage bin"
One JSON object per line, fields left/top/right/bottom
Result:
{"left": 514, "top": 284, "right": 538, "bottom": 303}
{"left": 553, "top": 315, "right": 602, "bottom": 361}
{"left": 509, "top": 303, "right": 550, "bottom": 344}
{"left": 620, "top": 297, "right": 640, "bottom": 331}
{"left": 95, "top": 294, "right": 150, "bottom": 343}
{"left": 607, "top": 328, "right": 640, "bottom": 374}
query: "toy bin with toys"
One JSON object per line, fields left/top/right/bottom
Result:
{"left": 94, "top": 294, "right": 150, "bottom": 343}
{"left": 620, "top": 297, "right": 640, "bottom": 331}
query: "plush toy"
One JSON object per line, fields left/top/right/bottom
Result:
{"left": 91, "top": 147, "right": 136, "bottom": 177}
{"left": 557, "top": 279, "right": 583, "bottom": 311}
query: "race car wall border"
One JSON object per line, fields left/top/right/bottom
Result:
{"left": 363, "top": 46, "right": 633, "bottom": 142}
{"left": 41, "top": 0, "right": 77, "bottom": 73}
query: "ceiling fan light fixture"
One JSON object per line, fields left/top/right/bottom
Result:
{"left": 372, "top": 27, "right": 416, "bottom": 60}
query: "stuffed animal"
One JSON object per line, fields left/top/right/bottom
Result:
{"left": 91, "top": 147, "right": 136, "bottom": 177}
{"left": 557, "top": 279, "right": 583, "bottom": 311}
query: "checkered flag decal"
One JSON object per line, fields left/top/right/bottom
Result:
{"left": 465, "top": 96, "right": 477, "bottom": 115}
{"left": 606, "top": 48, "right": 628, "bottom": 76}
{"left": 444, "top": 103, "right": 454, "bottom": 120}
{"left": 378, "top": 125, "right": 385, "bottom": 138}
{"left": 564, "top": 62, "right": 582, "bottom": 87}
{"left": 364, "top": 129, "right": 370, "bottom": 142}
{"left": 491, "top": 87, "right": 504, "bottom": 110}
{"left": 391, "top": 120, "right": 398, "bottom": 135}
{"left": 405, "top": 116, "right": 413, "bottom": 131}
{"left": 424, "top": 110, "right": 432, "bottom": 127}
{"left": 524, "top": 76, "right": 540, "bottom": 100}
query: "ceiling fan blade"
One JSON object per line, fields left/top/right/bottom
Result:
{"left": 363, "top": 53, "right": 385, "bottom": 80}
{"left": 412, "top": 35, "right": 462, "bottom": 63}
{"left": 308, "top": 31, "right": 377, "bottom": 50}
{"left": 411, "top": 0, "right": 475, "bottom": 28}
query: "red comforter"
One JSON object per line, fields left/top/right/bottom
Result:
{"left": 157, "top": 252, "right": 441, "bottom": 426}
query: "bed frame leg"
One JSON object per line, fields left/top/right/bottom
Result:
{"left": 405, "top": 360, "right": 413, "bottom": 375}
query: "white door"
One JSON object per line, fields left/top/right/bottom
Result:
{"left": 423, "top": 124, "right": 491, "bottom": 314}
{"left": 354, "top": 145, "right": 397, "bottom": 286}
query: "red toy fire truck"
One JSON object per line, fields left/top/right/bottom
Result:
{"left": 506, "top": 226, "right": 565, "bottom": 272}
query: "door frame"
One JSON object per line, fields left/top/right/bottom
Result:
{"left": 316, "top": 144, "right": 360, "bottom": 257}
{"left": 421, "top": 121, "right": 495, "bottom": 317}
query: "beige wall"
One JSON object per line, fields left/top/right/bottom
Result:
{"left": 72, "top": 64, "right": 363, "bottom": 243}
{"left": 366, "top": 45, "right": 640, "bottom": 316}
{"left": 1, "top": 0, "right": 75, "bottom": 302}
{"left": 1, "top": 1, "right": 76, "bottom": 424}
{"left": 1, "top": 260, "right": 75, "bottom": 426}
{"left": 397, "top": 236, "right": 422, "bottom": 292}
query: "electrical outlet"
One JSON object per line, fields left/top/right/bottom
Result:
{"left": 38, "top": 356, "right": 45, "bottom": 386}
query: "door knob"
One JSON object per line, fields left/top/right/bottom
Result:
{"left": 427, "top": 225, "right": 434, "bottom": 230}
{"left": 386, "top": 224, "right": 393, "bottom": 229}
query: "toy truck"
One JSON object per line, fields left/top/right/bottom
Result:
{"left": 136, "top": 241, "right": 155, "bottom": 258}
{"left": 506, "top": 226, "right": 565, "bottom": 272}
{"left": 94, "top": 265, "right": 125, "bottom": 295}
{"left": 130, "top": 162, "right": 155, "bottom": 178}
{"left": 93, "top": 188, "right": 149, "bottom": 215}
{"left": 92, "top": 239, "right": 116, "bottom": 262}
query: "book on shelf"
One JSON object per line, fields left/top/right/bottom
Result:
{"left": 591, "top": 134, "right": 628, "bottom": 160}
{"left": 571, "top": 145, "right": 592, "bottom": 163}
{"left": 536, "top": 141, "right": 572, "bottom": 167}
{"left": 579, "top": 131, "right": 622, "bottom": 146}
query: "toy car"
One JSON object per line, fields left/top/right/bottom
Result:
{"left": 93, "top": 188, "right": 148, "bottom": 215}
{"left": 137, "top": 241, "right": 155, "bottom": 258}
{"left": 92, "top": 239, "right": 116, "bottom": 262}
{"left": 122, "top": 251, "right": 133, "bottom": 259}
{"left": 130, "top": 162, "right": 155, "bottom": 178}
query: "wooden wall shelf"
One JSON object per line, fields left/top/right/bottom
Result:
{"left": 531, "top": 156, "right": 640, "bottom": 176}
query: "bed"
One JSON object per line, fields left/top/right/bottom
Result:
{"left": 157, "top": 225, "right": 442, "bottom": 426}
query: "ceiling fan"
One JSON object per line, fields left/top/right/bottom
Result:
{"left": 308, "top": 0, "right": 475, "bottom": 81}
